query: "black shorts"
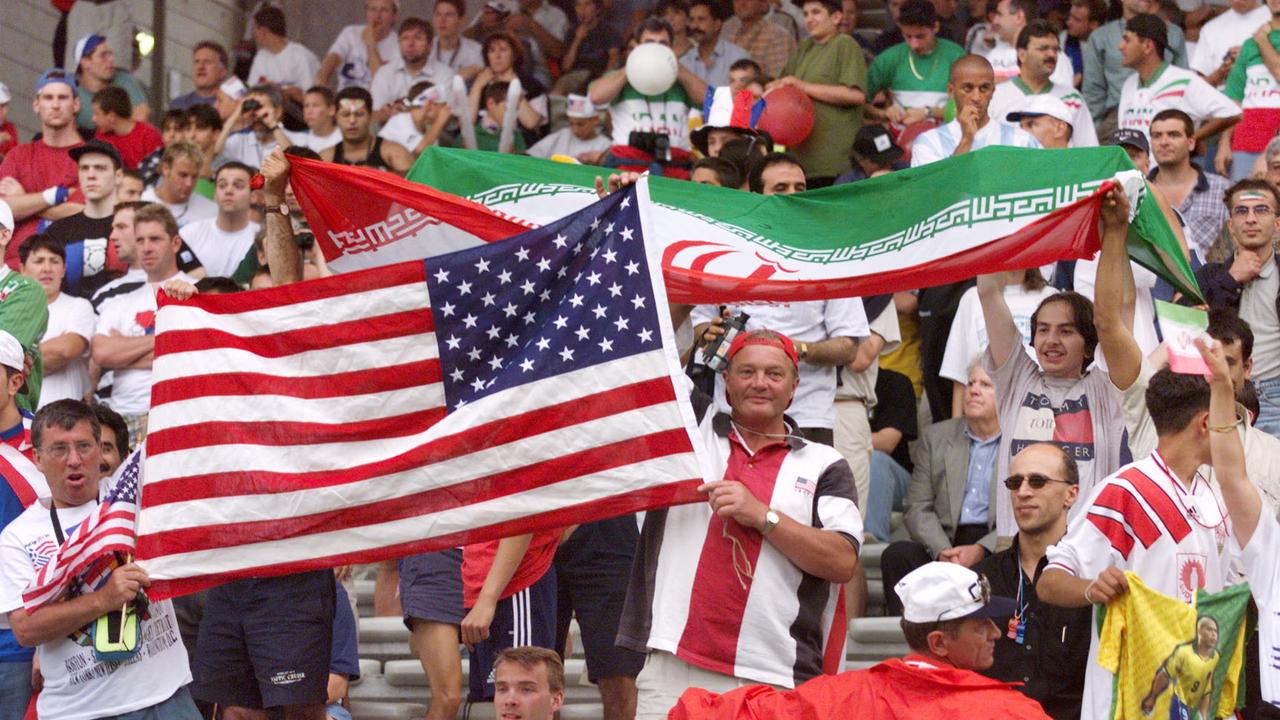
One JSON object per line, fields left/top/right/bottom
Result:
{"left": 399, "top": 548, "right": 466, "bottom": 629}
{"left": 468, "top": 565, "right": 558, "bottom": 703}
{"left": 554, "top": 517, "right": 645, "bottom": 682}
{"left": 192, "top": 570, "right": 335, "bottom": 709}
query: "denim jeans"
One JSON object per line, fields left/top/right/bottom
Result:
{"left": 0, "top": 660, "right": 32, "bottom": 720}
{"left": 106, "top": 686, "right": 202, "bottom": 720}
{"left": 1254, "top": 377, "right": 1280, "bottom": 440}
{"left": 864, "top": 450, "right": 912, "bottom": 544}
{"left": 1232, "top": 151, "right": 1262, "bottom": 182}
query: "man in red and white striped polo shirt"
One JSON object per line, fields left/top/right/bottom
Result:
{"left": 617, "top": 329, "right": 863, "bottom": 720}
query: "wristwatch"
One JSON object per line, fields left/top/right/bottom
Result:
{"left": 264, "top": 201, "right": 289, "bottom": 217}
{"left": 798, "top": 342, "right": 809, "bottom": 361}
{"left": 762, "top": 509, "right": 780, "bottom": 536}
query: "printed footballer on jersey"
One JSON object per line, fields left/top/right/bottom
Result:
{"left": 1139, "top": 614, "right": 1221, "bottom": 720}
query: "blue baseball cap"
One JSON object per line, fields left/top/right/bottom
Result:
{"left": 35, "top": 68, "right": 77, "bottom": 94}
{"left": 74, "top": 33, "right": 109, "bottom": 67}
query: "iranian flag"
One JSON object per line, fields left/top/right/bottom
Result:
{"left": 288, "top": 146, "right": 1200, "bottom": 303}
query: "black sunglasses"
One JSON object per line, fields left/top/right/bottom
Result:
{"left": 1003, "top": 473, "right": 1071, "bottom": 490}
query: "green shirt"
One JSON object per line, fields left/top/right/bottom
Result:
{"left": 0, "top": 267, "right": 48, "bottom": 412}
{"left": 867, "top": 38, "right": 966, "bottom": 110}
{"left": 467, "top": 124, "right": 529, "bottom": 154}
{"left": 77, "top": 70, "right": 147, "bottom": 128}
{"left": 780, "top": 34, "right": 867, "bottom": 178}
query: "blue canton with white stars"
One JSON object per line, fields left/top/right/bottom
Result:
{"left": 425, "top": 187, "right": 661, "bottom": 411}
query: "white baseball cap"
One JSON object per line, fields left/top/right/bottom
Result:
{"left": 0, "top": 83, "right": 10, "bottom": 105}
{"left": 0, "top": 200, "right": 13, "bottom": 233}
{"left": 0, "top": 330, "right": 23, "bottom": 372}
{"left": 894, "top": 562, "right": 1017, "bottom": 623}
{"left": 566, "top": 94, "right": 597, "bottom": 119}
{"left": 1005, "top": 94, "right": 1074, "bottom": 128}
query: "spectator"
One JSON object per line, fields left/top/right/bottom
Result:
{"left": 466, "top": 81, "right": 531, "bottom": 153}
{"left": 0, "top": 205, "right": 48, "bottom": 415}
{"left": 494, "top": 647, "right": 565, "bottom": 720}
{"left": 116, "top": 168, "right": 145, "bottom": 202}
{"left": 0, "top": 84, "right": 15, "bottom": 161}
{"left": 370, "top": 17, "right": 452, "bottom": 124}
{"left": 90, "top": 403, "right": 128, "bottom": 476}
{"left": 214, "top": 85, "right": 295, "bottom": 168}
{"left": 866, "top": 1, "right": 968, "bottom": 129}
{"left": 91, "top": 204, "right": 196, "bottom": 444}
{"left": 294, "top": 86, "right": 342, "bottom": 153}
{"left": 90, "top": 201, "right": 148, "bottom": 312}
{"left": 19, "top": 236, "right": 94, "bottom": 408}
{"left": 977, "top": 239, "right": 1126, "bottom": 540}
{"left": 378, "top": 82, "right": 455, "bottom": 163}
{"left": 1260, "top": 135, "right": 1280, "bottom": 188}
{"left": 0, "top": 69, "right": 86, "bottom": 269}
{"left": 1, "top": 401, "right": 201, "bottom": 719}
{"left": 553, "top": 0, "right": 623, "bottom": 96}
{"left": 988, "top": 22, "right": 1098, "bottom": 147}
{"left": 933, "top": 0, "right": 969, "bottom": 46}
{"left": 835, "top": 124, "right": 908, "bottom": 183}
{"left": 722, "top": 0, "right": 798, "bottom": 79}
{"left": 682, "top": 0, "right": 753, "bottom": 87}
{"left": 940, "top": 269, "right": 1055, "bottom": 420}
{"left": 973, "top": 444, "right": 1090, "bottom": 720}
{"left": 1005, "top": 94, "right": 1076, "bottom": 148}
{"left": 617, "top": 328, "right": 863, "bottom": 718}
{"left": 431, "top": 0, "right": 486, "bottom": 82}
{"left": 71, "top": 34, "right": 150, "bottom": 128}
{"left": 860, "top": 367, "right": 918, "bottom": 542}
{"left": 880, "top": 361, "right": 1000, "bottom": 615}
{"left": 41, "top": 141, "right": 126, "bottom": 299}
{"left": 982, "top": 0, "right": 1073, "bottom": 85}
{"left": 719, "top": 135, "right": 769, "bottom": 185}
{"left": 171, "top": 41, "right": 230, "bottom": 112}
{"left": 1083, "top": 0, "right": 1189, "bottom": 139}
{"left": 179, "top": 162, "right": 259, "bottom": 278}
{"left": 142, "top": 142, "right": 218, "bottom": 228}
{"left": 187, "top": 104, "right": 224, "bottom": 178}
{"left": 895, "top": 563, "right": 1011, "bottom": 673}
{"left": 317, "top": 0, "right": 401, "bottom": 91}
{"left": 137, "top": 109, "right": 190, "bottom": 186}
{"left": 910, "top": 55, "right": 1041, "bottom": 167}
{"left": 1147, "top": 109, "right": 1230, "bottom": 262}
{"left": 1191, "top": 0, "right": 1268, "bottom": 91}
{"left": 589, "top": 20, "right": 709, "bottom": 178}
{"left": 91, "top": 86, "right": 164, "bottom": 171}
{"left": 1108, "top": 126, "right": 1151, "bottom": 172}
{"left": 399, "top": 548, "right": 467, "bottom": 720}
{"left": 527, "top": 94, "right": 611, "bottom": 162}
{"left": 1196, "top": 179, "right": 1280, "bottom": 438}
{"left": 504, "top": 0, "right": 572, "bottom": 87}
{"left": 767, "top": 0, "right": 867, "bottom": 186}
{"left": 1116, "top": 14, "right": 1239, "bottom": 142}
{"left": 728, "top": 57, "right": 764, "bottom": 94}
{"left": 320, "top": 87, "right": 415, "bottom": 173}
{"left": 768, "top": 0, "right": 807, "bottom": 43}
{"left": 1219, "top": 10, "right": 1280, "bottom": 181}
{"left": 1061, "top": 0, "right": 1104, "bottom": 87}
{"left": 838, "top": 0, "right": 877, "bottom": 57}
{"left": 690, "top": 86, "right": 768, "bottom": 159}
{"left": 690, "top": 155, "right": 743, "bottom": 185}
{"left": 874, "top": 0, "right": 908, "bottom": 55}
{"left": 660, "top": 0, "right": 696, "bottom": 58}
{"left": 247, "top": 6, "right": 322, "bottom": 104}
{"left": 469, "top": 32, "right": 551, "bottom": 147}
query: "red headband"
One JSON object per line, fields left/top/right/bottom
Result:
{"left": 726, "top": 331, "right": 799, "bottom": 367}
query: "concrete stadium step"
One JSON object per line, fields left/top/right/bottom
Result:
{"left": 847, "top": 616, "right": 909, "bottom": 663}
{"left": 352, "top": 669, "right": 603, "bottom": 705}
{"left": 356, "top": 658, "right": 382, "bottom": 683}
{"left": 358, "top": 616, "right": 586, "bottom": 660}
{"left": 350, "top": 701, "right": 427, "bottom": 720}
{"left": 383, "top": 658, "right": 592, "bottom": 689}
{"left": 355, "top": 579, "right": 375, "bottom": 618}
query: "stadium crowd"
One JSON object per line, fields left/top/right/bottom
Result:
{"left": 1, "top": 0, "right": 1280, "bottom": 718}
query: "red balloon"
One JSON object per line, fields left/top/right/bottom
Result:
{"left": 758, "top": 85, "right": 815, "bottom": 147}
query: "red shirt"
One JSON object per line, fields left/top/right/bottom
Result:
{"left": 0, "top": 138, "right": 84, "bottom": 268}
{"left": 461, "top": 528, "right": 562, "bottom": 607}
{"left": 98, "top": 121, "right": 164, "bottom": 170}
{"left": 0, "top": 122, "right": 17, "bottom": 157}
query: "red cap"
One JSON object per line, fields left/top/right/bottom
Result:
{"left": 726, "top": 330, "right": 799, "bottom": 367}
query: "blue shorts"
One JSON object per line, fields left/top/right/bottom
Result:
{"left": 467, "top": 566, "right": 558, "bottom": 702}
{"left": 554, "top": 517, "right": 645, "bottom": 682}
{"left": 399, "top": 548, "right": 466, "bottom": 628}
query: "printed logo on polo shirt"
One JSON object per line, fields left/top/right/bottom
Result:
{"left": 270, "top": 670, "right": 306, "bottom": 686}
{"left": 26, "top": 536, "right": 58, "bottom": 569}
{"left": 794, "top": 476, "right": 816, "bottom": 496}
{"left": 135, "top": 311, "right": 156, "bottom": 335}
{"left": 1010, "top": 391, "right": 1096, "bottom": 462}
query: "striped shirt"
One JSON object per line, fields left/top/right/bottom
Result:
{"left": 989, "top": 77, "right": 1100, "bottom": 148}
{"left": 1117, "top": 62, "right": 1240, "bottom": 141}
{"left": 910, "top": 119, "right": 1041, "bottom": 167}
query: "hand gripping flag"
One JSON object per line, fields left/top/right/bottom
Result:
{"left": 134, "top": 182, "right": 711, "bottom": 600}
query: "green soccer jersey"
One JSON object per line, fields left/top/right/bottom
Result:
{"left": 0, "top": 266, "right": 48, "bottom": 412}
{"left": 867, "top": 38, "right": 966, "bottom": 110}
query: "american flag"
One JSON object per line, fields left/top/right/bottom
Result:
{"left": 135, "top": 184, "right": 709, "bottom": 600}
{"left": 23, "top": 449, "right": 141, "bottom": 610}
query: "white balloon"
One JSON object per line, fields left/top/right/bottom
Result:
{"left": 625, "top": 43, "right": 679, "bottom": 96}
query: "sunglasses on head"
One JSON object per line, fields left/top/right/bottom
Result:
{"left": 1003, "top": 473, "right": 1070, "bottom": 490}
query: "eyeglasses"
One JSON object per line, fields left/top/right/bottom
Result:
{"left": 1231, "top": 205, "right": 1275, "bottom": 218}
{"left": 40, "top": 441, "right": 98, "bottom": 461}
{"left": 1003, "top": 473, "right": 1072, "bottom": 490}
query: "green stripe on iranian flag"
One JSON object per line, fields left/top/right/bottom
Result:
{"left": 1155, "top": 300, "right": 1211, "bottom": 375}
{"left": 405, "top": 146, "right": 1201, "bottom": 303}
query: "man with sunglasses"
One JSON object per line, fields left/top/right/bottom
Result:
{"left": 1196, "top": 179, "right": 1280, "bottom": 440}
{"left": 973, "top": 444, "right": 1090, "bottom": 719}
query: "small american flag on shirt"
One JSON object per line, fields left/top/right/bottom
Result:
{"left": 135, "top": 183, "right": 710, "bottom": 600}
{"left": 23, "top": 450, "right": 141, "bottom": 610}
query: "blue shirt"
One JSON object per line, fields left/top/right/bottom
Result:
{"left": 680, "top": 38, "right": 753, "bottom": 88}
{"left": 959, "top": 428, "right": 999, "bottom": 525}
{"left": 330, "top": 580, "right": 360, "bottom": 679}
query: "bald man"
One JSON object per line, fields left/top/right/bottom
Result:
{"left": 910, "top": 54, "right": 1041, "bottom": 166}
{"left": 973, "top": 443, "right": 1090, "bottom": 719}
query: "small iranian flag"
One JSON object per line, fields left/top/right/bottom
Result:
{"left": 1156, "top": 300, "right": 1211, "bottom": 375}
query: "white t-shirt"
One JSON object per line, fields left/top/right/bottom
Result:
{"left": 430, "top": 36, "right": 484, "bottom": 74}
{"left": 526, "top": 127, "right": 613, "bottom": 160}
{"left": 1071, "top": 252, "right": 1161, "bottom": 367}
{"left": 1117, "top": 63, "right": 1241, "bottom": 140}
{"left": 247, "top": 41, "right": 321, "bottom": 89}
{"left": 910, "top": 119, "right": 1041, "bottom": 166}
{"left": 217, "top": 129, "right": 282, "bottom": 170}
{"left": 369, "top": 58, "right": 455, "bottom": 111}
{"left": 939, "top": 283, "right": 1056, "bottom": 384}
{"left": 38, "top": 293, "right": 96, "bottom": 408}
{"left": 1234, "top": 506, "right": 1280, "bottom": 707}
{"left": 0, "top": 499, "right": 191, "bottom": 720}
{"left": 690, "top": 299, "right": 870, "bottom": 429}
{"left": 1190, "top": 5, "right": 1271, "bottom": 86}
{"left": 285, "top": 126, "right": 341, "bottom": 152}
{"left": 989, "top": 78, "right": 1100, "bottom": 147}
{"left": 179, "top": 218, "right": 259, "bottom": 278}
{"left": 327, "top": 24, "right": 401, "bottom": 90}
{"left": 94, "top": 273, "right": 195, "bottom": 415}
{"left": 983, "top": 39, "right": 1074, "bottom": 87}
{"left": 140, "top": 186, "right": 217, "bottom": 228}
